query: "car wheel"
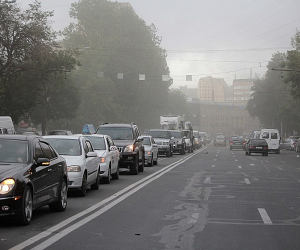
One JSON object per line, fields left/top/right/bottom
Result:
{"left": 138, "top": 152, "right": 144, "bottom": 172}
{"left": 265, "top": 153, "right": 268, "bottom": 156}
{"left": 166, "top": 150, "right": 171, "bottom": 157}
{"left": 130, "top": 157, "right": 139, "bottom": 175}
{"left": 112, "top": 166, "right": 120, "bottom": 180}
{"left": 248, "top": 152, "right": 251, "bottom": 156}
{"left": 102, "top": 167, "right": 111, "bottom": 184}
{"left": 49, "top": 178, "right": 68, "bottom": 212}
{"left": 275, "top": 149, "right": 280, "bottom": 154}
{"left": 91, "top": 169, "right": 101, "bottom": 189}
{"left": 188, "top": 147, "right": 191, "bottom": 153}
{"left": 180, "top": 148, "right": 185, "bottom": 155}
{"left": 245, "top": 151, "right": 248, "bottom": 155}
{"left": 148, "top": 154, "right": 153, "bottom": 166}
{"left": 18, "top": 186, "right": 33, "bottom": 225}
{"left": 170, "top": 147, "right": 173, "bottom": 156}
{"left": 153, "top": 154, "right": 158, "bottom": 165}
{"left": 78, "top": 172, "right": 87, "bottom": 197}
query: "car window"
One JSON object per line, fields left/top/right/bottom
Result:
{"left": 85, "top": 136, "right": 106, "bottom": 150}
{"left": 97, "top": 127, "right": 134, "bottom": 140}
{"left": 49, "top": 145, "right": 58, "bottom": 159}
{"left": 271, "top": 133, "right": 278, "bottom": 139}
{"left": 262, "top": 132, "right": 269, "bottom": 139}
{"left": 86, "top": 140, "right": 94, "bottom": 152}
{"left": 34, "top": 142, "right": 45, "bottom": 162}
{"left": 142, "top": 137, "right": 151, "bottom": 146}
{"left": 46, "top": 138, "right": 81, "bottom": 156}
{"left": 0, "top": 139, "right": 29, "bottom": 163}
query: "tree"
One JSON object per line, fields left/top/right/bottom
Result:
{"left": 0, "top": 1, "right": 80, "bottom": 133}
{"left": 62, "top": 0, "right": 172, "bottom": 131}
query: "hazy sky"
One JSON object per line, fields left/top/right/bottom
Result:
{"left": 17, "top": 0, "right": 300, "bottom": 88}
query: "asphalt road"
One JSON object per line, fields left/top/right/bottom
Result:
{"left": 1, "top": 144, "right": 300, "bottom": 250}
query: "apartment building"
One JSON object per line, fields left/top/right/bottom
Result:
{"left": 198, "top": 76, "right": 227, "bottom": 102}
{"left": 233, "top": 79, "right": 254, "bottom": 102}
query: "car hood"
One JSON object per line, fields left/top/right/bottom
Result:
{"left": 94, "top": 150, "right": 106, "bottom": 157}
{"left": 113, "top": 140, "right": 134, "bottom": 147}
{"left": 61, "top": 155, "right": 83, "bottom": 166}
{"left": 0, "top": 163, "right": 28, "bottom": 180}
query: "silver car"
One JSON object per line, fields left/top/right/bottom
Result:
{"left": 139, "top": 135, "right": 158, "bottom": 166}
{"left": 83, "top": 134, "right": 120, "bottom": 184}
{"left": 280, "top": 138, "right": 297, "bottom": 151}
{"left": 147, "top": 129, "right": 174, "bottom": 157}
{"left": 44, "top": 135, "right": 101, "bottom": 197}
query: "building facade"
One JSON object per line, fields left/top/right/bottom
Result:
{"left": 198, "top": 76, "right": 227, "bottom": 102}
{"left": 233, "top": 79, "right": 254, "bottom": 103}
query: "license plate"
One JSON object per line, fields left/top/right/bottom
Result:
{"left": 256, "top": 147, "right": 262, "bottom": 149}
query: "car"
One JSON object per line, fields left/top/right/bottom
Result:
{"left": 260, "top": 129, "right": 280, "bottom": 154}
{"left": 214, "top": 135, "right": 226, "bottom": 146}
{"left": 0, "top": 135, "right": 68, "bottom": 225}
{"left": 96, "top": 123, "right": 144, "bottom": 175}
{"left": 147, "top": 129, "right": 174, "bottom": 157}
{"left": 44, "top": 135, "right": 100, "bottom": 196}
{"left": 182, "top": 130, "right": 194, "bottom": 153}
{"left": 199, "top": 132, "right": 207, "bottom": 146}
{"left": 48, "top": 130, "right": 72, "bottom": 135}
{"left": 170, "top": 130, "right": 186, "bottom": 155}
{"left": 280, "top": 138, "right": 297, "bottom": 151}
{"left": 82, "top": 134, "right": 120, "bottom": 184}
{"left": 138, "top": 135, "right": 158, "bottom": 166}
{"left": 245, "top": 138, "right": 268, "bottom": 156}
{"left": 193, "top": 131, "right": 201, "bottom": 149}
{"left": 230, "top": 137, "right": 245, "bottom": 150}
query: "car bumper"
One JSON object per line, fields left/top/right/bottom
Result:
{"left": 0, "top": 196, "right": 22, "bottom": 216}
{"left": 100, "top": 162, "right": 109, "bottom": 177}
{"left": 68, "top": 173, "right": 84, "bottom": 189}
{"left": 157, "top": 145, "right": 169, "bottom": 153}
{"left": 144, "top": 155, "right": 152, "bottom": 164}
{"left": 249, "top": 149, "right": 268, "bottom": 154}
{"left": 119, "top": 152, "right": 138, "bottom": 168}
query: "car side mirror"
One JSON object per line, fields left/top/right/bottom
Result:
{"left": 37, "top": 158, "right": 50, "bottom": 166}
{"left": 86, "top": 151, "right": 98, "bottom": 158}
{"left": 136, "top": 138, "right": 143, "bottom": 143}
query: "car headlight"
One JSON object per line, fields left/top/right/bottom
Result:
{"left": 163, "top": 142, "right": 169, "bottom": 145}
{"left": 124, "top": 144, "right": 134, "bottom": 152}
{"left": 0, "top": 179, "right": 15, "bottom": 194}
{"left": 67, "top": 165, "right": 81, "bottom": 172}
{"left": 100, "top": 157, "right": 106, "bottom": 163}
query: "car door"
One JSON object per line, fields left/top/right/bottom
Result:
{"left": 105, "top": 137, "right": 115, "bottom": 172}
{"left": 31, "top": 140, "right": 53, "bottom": 204}
{"left": 84, "top": 139, "right": 99, "bottom": 185}
{"left": 152, "top": 137, "right": 158, "bottom": 159}
{"left": 40, "top": 140, "right": 63, "bottom": 199}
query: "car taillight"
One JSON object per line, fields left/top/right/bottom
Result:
{"left": 243, "top": 142, "right": 245, "bottom": 145}
{"left": 230, "top": 142, "right": 233, "bottom": 145}
{"left": 250, "top": 146, "right": 255, "bottom": 149}
{"left": 263, "top": 146, "right": 268, "bottom": 149}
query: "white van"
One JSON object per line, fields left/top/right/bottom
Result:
{"left": 0, "top": 116, "right": 15, "bottom": 134}
{"left": 260, "top": 129, "right": 280, "bottom": 154}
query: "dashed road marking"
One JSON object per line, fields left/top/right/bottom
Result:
{"left": 250, "top": 163, "right": 255, "bottom": 166}
{"left": 213, "top": 159, "right": 217, "bottom": 161}
{"left": 277, "top": 167, "right": 283, "bottom": 171}
{"left": 211, "top": 165, "right": 215, "bottom": 168}
{"left": 258, "top": 208, "right": 272, "bottom": 225}
{"left": 204, "top": 177, "right": 211, "bottom": 184}
{"left": 235, "top": 159, "right": 238, "bottom": 162}
{"left": 265, "top": 160, "right": 269, "bottom": 163}
{"left": 281, "top": 161, "right": 285, "bottom": 164}
{"left": 244, "top": 178, "right": 251, "bottom": 185}
{"left": 238, "top": 166, "right": 242, "bottom": 169}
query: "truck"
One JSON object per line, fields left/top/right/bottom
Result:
{"left": 0, "top": 116, "right": 15, "bottom": 134}
{"left": 160, "top": 115, "right": 185, "bottom": 130}
{"left": 183, "top": 121, "right": 194, "bottom": 153}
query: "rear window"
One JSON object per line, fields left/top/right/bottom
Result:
{"left": 271, "top": 133, "right": 278, "bottom": 139}
{"left": 142, "top": 137, "right": 151, "bottom": 146}
{"left": 261, "top": 132, "right": 269, "bottom": 139}
{"left": 251, "top": 139, "right": 267, "bottom": 145}
{"left": 0, "top": 139, "right": 29, "bottom": 163}
{"left": 84, "top": 136, "right": 106, "bottom": 150}
{"left": 148, "top": 130, "right": 170, "bottom": 139}
{"left": 45, "top": 138, "right": 81, "bottom": 156}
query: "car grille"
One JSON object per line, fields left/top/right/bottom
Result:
{"left": 155, "top": 141, "right": 163, "bottom": 145}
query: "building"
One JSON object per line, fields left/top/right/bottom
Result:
{"left": 178, "top": 85, "right": 199, "bottom": 99}
{"left": 188, "top": 99, "right": 261, "bottom": 137}
{"left": 198, "top": 76, "right": 227, "bottom": 102}
{"left": 233, "top": 79, "right": 254, "bottom": 103}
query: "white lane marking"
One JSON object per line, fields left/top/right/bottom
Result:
{"left": 211, "top": 165, "right": 215, "bottom": 168}
{"left": 265, "top": 160, "right": 269, "bottom": 163}
{"left": 213, "top": 159, "right": 217, "bottom": 161}
{"left": 233, "top": 155, "right": 235, "bottom": 158}
{"left": 10, "top": 149, "right": 205, "bottom": 250}
{"left": 297, "top": 168, "right": 300, "bottom": 171}
{"left": 281, "top": 161, "right": 285, "bottom": 164}
{"left": 277, "top": 167, "right": 283, "bottom": 171}
{"left": 258, "top": 208, "right": 272, "bottom": 225}
{"left": 261, "top": 161, "right": 270, "bottom": 173}
{"left": 235, "top": 159, "right": 238, "bottom": 162}
{"left": 204, "top": 177, "right": 211, "bottom": 183}
{"left": 249, "top": 163, "right": 255, "bottom": 166}
{"left": 216, "top": 155, "right": 218, "bottom": 157}
{"left": 238, "top": 166, "right": 242, "bottom": 169}
{"left": 244, "top": 178, "right": 251, "bottom": 185}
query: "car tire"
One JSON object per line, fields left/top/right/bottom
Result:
{"left": 188, "top": 147, "right": 191, "bottom": 153}
{"left": 91, "top": 169, "right": 101, "bottom": 189}
{"left": 102, "top": 167, "right": 111, "bottom": 184}
{"left": 49, "top": 178, "right": 68, "bottom": 212}
{"left": 153, "top": 154, "right": 158, "bottom": 165}
{"left": 275, "top": 149, "right": 280, "bottom": 154}
{"left": 180, "top": 148, "right": 185, "bottom": 155}
{"left": 130, "top": 157, "right": 138, "bottom": 175}
{"left": 148, "top": 154, "right": 153, "bottom": 166}
{"left": 166, "top": 150, "right": 171, "bottom": 157}
{"left": 245, "top": 151, "right": 248, "bottom": 155}
{"left": 138, "top": 152, "right": 144, "bottom": 172}
{"left": 78, "top": 172, "right": 87, "bottom": 197}
{"left": 170, "top": 147, "right": 173, "bottom": 156}
{"left": 265, "top": 153, "right": 268, "bottom": 156}
{"left": 112, "top": 166, "right": 120, "bottom": 180}
{"left": 248, "top": 152, "right": 251, "bottom": 156}
{"left": 18, "top": 186, "right": 33, "bottom": 225}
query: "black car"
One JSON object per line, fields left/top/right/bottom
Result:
{"left": 230, "top": 137, "right": 245, "bottom": 150}
{"left": 96, "top": 123, "right": 144, "bottom": 175}
{"left": 170, "top": 130, "right": 186, "bottom": 155}
{"left": 245, "top": 139, "right": 268, "bottom": 156}
{"left": 0, "top": 135, "right": 68, "bottom": 225}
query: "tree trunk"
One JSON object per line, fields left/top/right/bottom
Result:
{"left": 41, "top": 119, "right": 46, "bottom": 136}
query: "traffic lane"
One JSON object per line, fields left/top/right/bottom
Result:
{"left": 25, "top": 148, "right": 207, "bottom": 250}
{"left": 0, "top": 152, "right": 184, "bottom": 250}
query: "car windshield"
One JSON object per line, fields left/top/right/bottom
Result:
{"left": 251, "top": 139, "right": 267, "bottom": 145}
{"left": 182, "top": 131, "right": 191, "bottom": 138}
{"left": 142, "top": 137, "right": 151, "bottom": 146}
{"left": 171, "top": 131, "right": 183, "bottom": 138}
{"left": 148, "top": 131, "right": 170, "bottom": 139}
{"left": 193, "top": 132, "right": 199, "bottom": 138}
{"left": 97, "top": 127, "right": 133, "bottom": 140}
{"left": 84, "top": 137, "right": 106, "bottom": 150}
{"left": 0, "top": 139, "right": 29, "bottom": 164}
{"left": 45, "top": 138, "right": 81, "bottom": 156}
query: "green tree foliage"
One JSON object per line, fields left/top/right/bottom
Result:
{"left": 0, "top": 1, "right": 80, "bottom": 133}
{"left": 62, "top": 0, "right": 172, "bottom": 131}
{"left": 247, "top": 51, "right": 300, "bottom": 135}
